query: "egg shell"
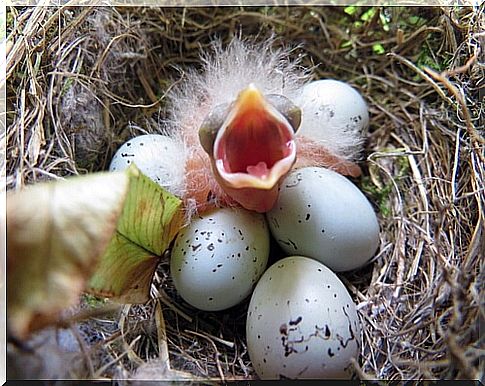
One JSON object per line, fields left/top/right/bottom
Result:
{"left": 109, "top": 134, "right": 186, "bottom": 197}
{"left": 296, "top": 79, "right": 369, "bottom": 158}
{"left": 246, "top": 255, "right": 361, "bottom": 379}
{"left": 170, "top": 207, "right": 270, "bottom": 311}
{"left": 267, "top": 167, "right": 379, "bottom": 271}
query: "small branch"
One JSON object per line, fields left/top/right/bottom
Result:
{"left": 422, "top": 65, "right": 484, "bottom": 146}
{"left": 442, "top": 53, "right": 477, "bottom": 78}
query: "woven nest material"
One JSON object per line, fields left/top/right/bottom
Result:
{"left": 5, "top": 5, "right": 484, "bottom": 381}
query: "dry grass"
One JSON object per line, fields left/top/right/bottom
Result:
{"left": 5, "top": 5, "right": 484, "bottom": 381}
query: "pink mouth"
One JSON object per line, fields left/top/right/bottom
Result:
{"left": 214, "top": 85, "right": 296, "bottom": 190}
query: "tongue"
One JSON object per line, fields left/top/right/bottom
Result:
{"left": 246, "top": 161, "right": 270, "bottom": 178}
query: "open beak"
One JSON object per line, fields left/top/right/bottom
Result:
{"left": 211, "top": 84, "right": 297, "bottom": 212}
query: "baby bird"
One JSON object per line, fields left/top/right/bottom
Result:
{"left": 165, "top": 37, "right": 363, "bottom": 215}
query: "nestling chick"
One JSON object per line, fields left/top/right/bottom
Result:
{"left": 165, "top": 37, "right": 363, "bottom": 215}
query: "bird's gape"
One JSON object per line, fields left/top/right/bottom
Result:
{"left": 199, "top": 84, "right": 300, "bottom": 213}
{"left": 217, "top": 111, "right": 294, "bottom": 179}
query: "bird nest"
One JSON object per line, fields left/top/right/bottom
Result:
{"left": 5, "top": 5, "right": 484, "bottom": 381}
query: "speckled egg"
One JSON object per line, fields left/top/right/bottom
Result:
{"left": 109, "top": 134, "right": 186, "bottom": 197}
{"left": 296, "top": 79, "right": 369, "bottom": 157}
{"left": 267, "top": 167, "right": 379, "bottom": 272}
{"left": 170, "top": 207, "right": 270, "bottom": 311}
{"left": 247, "top": 256, "right": 361, "bottom": 379}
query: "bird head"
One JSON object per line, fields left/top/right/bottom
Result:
{"left": 198, "top": 83, "right": 301, "bottom": 212}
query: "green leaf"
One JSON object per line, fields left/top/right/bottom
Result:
{"left": 87, "top": 233, "right": 159, "bottom": 304}
{"left": 341, "top": 39, "right": 353, "bottom": 48}
{"left": 372, "top": 43, "right": 386, "bottom": 55}
{"left": 117, "top": 165, "right": 183, "bottom": 256}
{"left": 379, "top": 13, "right": 390, "bottom": 32}
{"left": 87, "top": 164, "right": 184, "bottom": 304}
{"left": 360, "top": 8, "right": 376, "bottom": 22}
{"left": 344, "top": 6, "right": 358, "bottom": 16}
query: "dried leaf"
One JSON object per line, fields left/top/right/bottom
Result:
{"left": 7, "top": 164, "right": 184, "bottom": 339}
{"left": 87, "top": 165, "right": 184, "bottom": 303}
{"left": 7, "top": 171, "right": 130, "bottom": 339}
{"left": 27, "top": 118, "right": 45, "bottom": 166}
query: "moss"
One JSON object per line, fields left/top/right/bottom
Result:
{"left": 6, "top": 9, "right": 14, "bottom": 33}
{"left": 360, "top": 175, "right": 393, "bottom": 217}
{"left": 82, "top": 293, "right": 107, "bottom": 308}
{"left": 360, "top": 154, "right": 410, "bottom": 217}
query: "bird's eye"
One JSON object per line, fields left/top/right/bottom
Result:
{"left": 198, "top": 103, "right": 231, "bottom": 155}
{"left": 266, "top": 94, "right": 302, "bottom": 133}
